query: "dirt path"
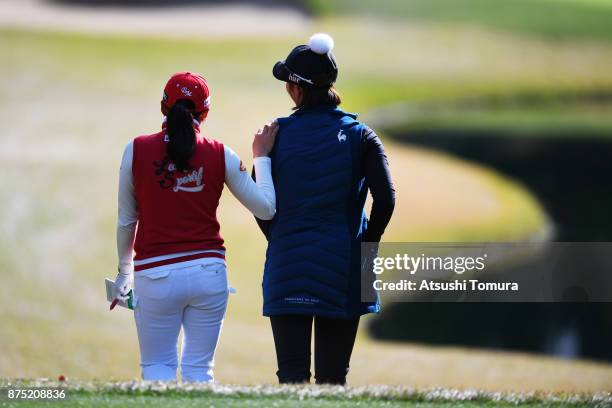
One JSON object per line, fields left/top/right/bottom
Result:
{"left": 0, "top": 0, "right": 311, "bottom": 38}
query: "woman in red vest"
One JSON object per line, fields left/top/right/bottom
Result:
{"left": 114, "top": 72, "right": 277, "bottom": 382}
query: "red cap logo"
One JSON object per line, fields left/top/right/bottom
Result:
{"left": 162, "top": 72, "right": 211, "bottom": 113}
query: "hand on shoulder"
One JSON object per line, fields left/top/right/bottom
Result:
{"left": 253, "top": 120, "right": 279, "bottom": 158}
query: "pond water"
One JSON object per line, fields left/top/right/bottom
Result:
{"left": 370, "top": 127, "right": 612, "bottom": 361}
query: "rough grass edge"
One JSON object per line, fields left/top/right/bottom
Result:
{"left": 1, "top": 379, "right": 610, "bottom": 406}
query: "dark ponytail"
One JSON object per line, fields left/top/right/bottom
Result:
{"left": 166, "top": 99, "right": 197, "bottom": 172}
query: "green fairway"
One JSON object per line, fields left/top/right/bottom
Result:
{"left": 1, "top": 381, "right": 609, "bottom": 408}
{"left": 0, "top": 394, "right": 593, "bottom": 408}
{"left": 309, "top": 0, "right": 612, "bottom": 42}
{"left": 377, "top": 104, "right": 612, "bottom": 140}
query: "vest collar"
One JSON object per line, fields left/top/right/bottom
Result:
{"left": 291, "top": 105, "right": 357, "bottom": 119}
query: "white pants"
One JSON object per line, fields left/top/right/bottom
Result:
{"left": 133, "top": 261, "right": 229, "bottom": 382}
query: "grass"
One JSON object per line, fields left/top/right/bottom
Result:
{"left": 377, "top": 105, "right": 612, "bottom": 140}
{"left": 1, "top": 381, "right": 610, "bottom": 408}
{"left": 1, "top": 8, "right": 612, "bottom": 390}
{"left": 308, "top": 0, "right": 612, "bottom": 42}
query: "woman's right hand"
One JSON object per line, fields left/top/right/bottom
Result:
{"left": 253, "top": 121, "right": 278, "bottom": 157}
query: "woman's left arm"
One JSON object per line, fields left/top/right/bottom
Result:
{"left": 363, "top": 127, "right": 396, "bottom": 242}
{"left": 224, "top": 122, "right": 277, "bottom": 220}
{"left": 224, "top": 146, "right": 276, "bottom": 221}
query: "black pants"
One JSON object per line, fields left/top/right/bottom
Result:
{"left": 269, "top": 315, "right": 360, "bottom": 385}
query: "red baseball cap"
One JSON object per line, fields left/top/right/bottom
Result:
{"left": 162, "top": 72, "right": 211, "bottom": 113}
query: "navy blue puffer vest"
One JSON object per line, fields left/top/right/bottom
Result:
{"left": 262, "top": 105, "right": 380, "bottom": 319}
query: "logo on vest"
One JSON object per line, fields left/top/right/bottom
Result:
{"left": 337, "top": 130, "right": 347, "bottom": 142}
{"left": 174, "top": 166, "right": 204, "bottom": 192}
{"left": 153, "top": 159, "right": 205, "bottom": 192}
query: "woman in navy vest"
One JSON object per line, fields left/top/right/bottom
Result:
{"left": 257, "top": 34, "right": 396, "bottom": 384}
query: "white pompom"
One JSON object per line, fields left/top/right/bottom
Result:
{"left": 309, "top": 33, "right": 334, "bottom": 55}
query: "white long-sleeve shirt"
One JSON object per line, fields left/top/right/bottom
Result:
{"left": 117, "top": 140, "right": 275, "bottom": 275}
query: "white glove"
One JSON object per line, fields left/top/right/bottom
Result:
{"left": 114, "top": 270, "right": 132, "bottom": 302}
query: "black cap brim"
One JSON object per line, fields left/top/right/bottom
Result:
{"left": 273, "top": 61, "right": 290, "bottom": 83}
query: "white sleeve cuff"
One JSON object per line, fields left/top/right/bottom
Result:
{"left": 253, "top": 157, "right": 272, "bottom": 184}
{"left": 224, "top": 146, "right": 276, "bottom": 220}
